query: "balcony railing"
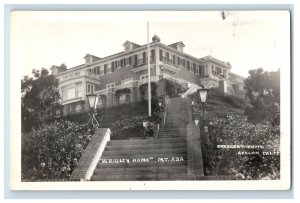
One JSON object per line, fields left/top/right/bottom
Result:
{"left": 135, "top": 58, "right": 155, "bottom": 67}
{"left": 161, "top": 57, "right": 178, "bottom": 66}
{"left": 114, "top": 82, "right": 135, "bottom": 90}
{"left": 84, "top": 71, "right": 101, "bottom": 80}
{"left": 138, "top": 76, "right": 159, "bottom": 85}
{"left": 60, "top": 71, "right": 101, "bottom": 82}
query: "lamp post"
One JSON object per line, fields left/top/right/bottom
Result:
{"left": 86, "top": 92, "right": 100, "bottom": 128}
{"left": 197, "top": 88, "right": 209, "bottom": 124}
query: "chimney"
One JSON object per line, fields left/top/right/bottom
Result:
{"left": 50, "top": 64, "right": 67, "bottom": 75}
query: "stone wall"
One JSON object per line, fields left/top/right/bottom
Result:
{"left": 70, "top": 128, "right": 111, "bottom": 181}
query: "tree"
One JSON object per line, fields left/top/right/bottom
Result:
{"left": 21, "top": 68, "right": 61, "bottom": 132}
{"left": 244, "top": 68, "right": 280, "bottom": 124}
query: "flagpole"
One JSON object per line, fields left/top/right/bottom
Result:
{"left": 147, "top": 22, "right": 151, "bottom": 117}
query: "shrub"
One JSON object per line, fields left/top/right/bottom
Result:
{"left": 200, "top": 115, "right": 280, "bottom": 180}
{"left": 165, "top": 79, "right": 188, "bottom": 98}
{"left": 21, "top": 120, "right": 95, "bottom": 181}
{"left": 190, "top": 89, "right": 279, "bottom": 180}
{"left": 139, "top": 82, "right": 157, "bottom": 101}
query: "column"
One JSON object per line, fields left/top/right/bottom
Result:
{"left": 155, "top": 47, "right": 161, "bottom": 76}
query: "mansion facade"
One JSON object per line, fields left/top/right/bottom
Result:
{"left": 50, "top": 35, "right": 245, "bottom": 115}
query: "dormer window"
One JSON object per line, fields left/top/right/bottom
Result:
{"left": 84, "top": 54, "right": 101, "bottom": 64}
{"left": 123, "top": 41, "right": 133, "bottom": 52}
{"left": 85, "top": 56, "right": 92, "bottom": 64}
{"left": 125, "top": 43, "right": 132, "bottom": 52}
{"left": 123, "top": 40, "right": 141, "bottom": 52}
{"left": 168, "top": 41, "right": 185, "bottom": 52}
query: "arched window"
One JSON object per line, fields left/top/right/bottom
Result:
{"left": 119, "top": 94, "right": 126, "bottom": 104}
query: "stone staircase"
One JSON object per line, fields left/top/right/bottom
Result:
{"left": 90, "top": 97, "right": 191, "bottom": 181}
{"left": 91, "top": 138, "right": 187, "bottom": 181}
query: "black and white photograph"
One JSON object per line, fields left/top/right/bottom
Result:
{"left": 10, "top": 10, "right": 291, "bottom": 190}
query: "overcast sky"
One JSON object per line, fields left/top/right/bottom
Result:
{"left": 11, "top": 11, "right": 290, "bottom": 79}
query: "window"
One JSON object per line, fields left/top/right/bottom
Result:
{"left": 104, "top": 64, "right": 107, "bottom": 74}
{"left": 128, "top": 57, "right": 132, "bottom": 65}
{"left": 61, "top": 86, "right": 67, "bottom": 101}
{"left": 75, "top": 104, "right": 82, "bottom": 112}
{"left": 134, "top": 55, "right": 138, "bottom": 65}
{"left": 197, "top": 66, "right": 200, "bottom": 75}
{"left": 75, "top": 82, "right": 82, "bottom": 98}
{"left": 119, "top": 94, "right": 127, "bottom": 104}
{"left": 106, "top": 83, "right": 115, "bottom": 89}
{"left": 211, "top": 65, "right": 217, "bottom": 75}
{"left": 159, "top": 49, "right": 163, "bottom": 61}
{"left": 111, "top": 62, "right": 115, "bottom": 72}
{"left": 67, "top": 84, "right": 75, "bottom": 99}
{"left": 223, "top": 70, "right": 227, "bottom": 78}
{"left": 173, "top": 55, "right": 176, "bottom": 65}
{"left": 187, "top": 61, "right": 190, "bottom": 71}
{"left": 125, "top": 58, "right": 129, "bottom": 66}
{"left": 140, "top": 74, "right": 149, "bottom": 80}
{"left": 193, "top": 63, "right": 196, "bottom": 73}
{"left": 87, "top": 83, "right": 95, "bottom": 93}
{"left": 117, "top": 60, "right": 121, "bottom": 69}
{"left": 125, "top": 43, "right": 132, "bottom": 51}
{"left": 166, "top": 52, "right": 169, "bottom": 62}
{"left": 177, "top": 57, "right": 181, "bottom": 66}
{"left": 143, "top": 52, "right": 146, "bottom": 64}
{"left": 151, "top": 49, "right": 155, "bottom": 62}
{"left": 199, "top": 65, "right": 205, "bottom": 76}
{"left": 182, "top": 59, "right": 186, "bottom": 67}
{"left": 100, "top": 66, "right": 104, "bottom": 75}
{"left": 137, "top": 53, "right": 143, "bottom": 65}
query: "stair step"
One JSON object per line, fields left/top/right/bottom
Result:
{"left": 159, "top": 131, "right": 185, "bottom": 134}
{"left": 93, "top": 166, "right": 186, "bottom": 175}
{"left": 160, "top": 127, "right": 187, "bottom": 130}
{"left": 91, "top": 173, "right": 187, "bottom": 181}
{"left": 102, "top": 148, "right": 187, "bottom": 156}
{"left": 105, "top": 143, "right": 186, "bottom": 151}
{"left": 97, "top": 160, "right": 187, "bottom": 168}
{"left": 107, "top": 138, "right": 186, "bottom": 146}
{"left": 159, "top": 136, "right": 182, "bottom": 139}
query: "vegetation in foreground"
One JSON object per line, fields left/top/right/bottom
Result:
{"left": 22, "top": 120, "right": 95, "bottom": 181}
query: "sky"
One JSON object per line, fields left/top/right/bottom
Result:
{"left": 10, "top": 11, "right": 290, "bottom": 79}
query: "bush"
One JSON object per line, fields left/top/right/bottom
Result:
{"left": 190, "top": 89, "right": 279, "bottom": 180}
{"left": 165, "top": 79, "right": 188, "bottom": 98}
{"left": 21, "top": 120, "right": 95, "bottom": 181}
{"left": 200, "top": 115, "right": 280, "bottom": 180}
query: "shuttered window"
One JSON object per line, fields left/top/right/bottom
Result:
{"left": 143, "top": 52, "right": 146, "bottom": 64}
{"left": 104, "top": 64, "right": 107, "bottom": 74}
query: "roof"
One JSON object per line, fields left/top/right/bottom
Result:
{"left": 122, "top": 40, "right": 141, "bottom": 47}
{"left": 83, "top": 54, "right": 101, "bottom": 60}
{"left": 57, "top": 37, "right": 234, "bottom": 74}
{"left": 168, "top": 41, "right": 185, "bottom": 47}
{"left": 199, "top": 55, "right": 231, "bottom": 68}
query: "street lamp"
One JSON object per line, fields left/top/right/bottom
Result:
{"left": 86, "top": 93, "right": 100, "bottom": 128}
{"left": 197, "top": 88, "right": 209, "bottom": 123}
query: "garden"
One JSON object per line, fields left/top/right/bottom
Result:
{"left": 189, "top": 89, "right": 280, "bottom": 180}
{"left": 21, "top": 120, "right": 95, "bottom": 181}
{"left": 21, "top": 96, "right": 166, "bottom": 181}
